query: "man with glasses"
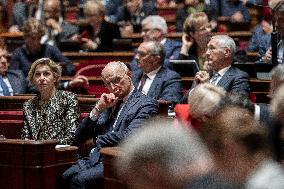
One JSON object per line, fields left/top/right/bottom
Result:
{"left": 132, "top": 41, "right": 183, "bottom": 103}
{"left": 131, "top": 15, "right": 181, "bottom": 71}
{"left": 62, "top": 61, "right": 158, "bottom": 189}
{"left": 192, "top": 35, "right": 250, "bottom": 96}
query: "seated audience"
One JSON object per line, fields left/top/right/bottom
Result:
{"left": 132, "top": 41, "right": 183, "bottom": 103}
{"left": 21, "top": 58, "right": 80, "bottom": 145}
{"left": 10, "top": 18, "right": 75, "bottom": 77}
{"left": 175, "top": 0, "right": 205, "bottom": 32}
{"left": 191, "top": 35, "right": 250, "bottom": 96}
{"left": 73, "top": 0, "right": 121, "bottom": 52}
{"left": 41, "top": 0, "right": 78, "bottom": 47}
{"left": 178, "top": 12, "right": 212, "bottom": 69}
{"left": 256, "top": 1, "right": 284, "bottom": 64}
{"left": 131, "top": 15, "right": 181, "bottom": 71}
{"left": 104, "top": 0, "right": 123, "bottom": 23}
{"left": 115, "top": 0, "right": 157, "bottom": 34}
{"left": 247, "top": 19, "right": 272, "bottom": 63}
{"left": 116, "top": 118, "right": 214, "bottom": 189}
{"left": 9, "top": 0, "right": 44, "bottom": 32}
{"left": 62, "top": 61, "right": 158, "bottom": 189}
{"left": 0, "top": 40, "right": 30, "bottom": 96}
{"left": 208, "top": 0, "right": 251, "bottom": 25}
{"left": 0, "top": 1, "right": 7, "bottom": 32}
{"left": 201, "top": 106, "right": 284, "bottom": 188}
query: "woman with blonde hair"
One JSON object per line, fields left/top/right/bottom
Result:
{"left": 21, "top": 58, "right": 80, "bottom": 145}
{"left": 179, "top": 12, "right": 212, "bottom": 70}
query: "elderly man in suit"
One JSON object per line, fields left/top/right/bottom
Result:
{"left": 62, "top": 61, "right": 158, "bottom": 189}
{"left": 0, "top": 42, "right": 29, "bottom": 95}
{"left": 131, "top": 15, "right": 181, "bottom": 71}
{"left": 132, "top": 41, "right": 183, "bottom": 104}
{"left": 193, "top": 34, "right": 250, "bottom": 96}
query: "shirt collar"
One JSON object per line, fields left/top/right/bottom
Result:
{"left": 160, "top": 38, "right": 167, "bottom": 45}
{"left": 145, "top": 66, "right": 161, "bottom": 80}
{"left": 216, "top": 65, "right": 231, "bottom": 77}
{"left": 122, "top": 86, "right": 135, "bottom": 102}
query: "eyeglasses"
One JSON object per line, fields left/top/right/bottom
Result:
{"left": 103, "top": 71, "right": 127, "bottom": 87}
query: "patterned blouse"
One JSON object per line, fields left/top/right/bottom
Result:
{"left": 21, "top": 90, "right": 80, "bottom": 145}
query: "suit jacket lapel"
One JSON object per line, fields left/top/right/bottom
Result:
{"left": 147, "top": 68, "right": 163, "bottom": 98}
{"left": 113, "top": 92, "right": 138, "bottom": 131}
{"left": 6, "top": 73, "right": 18, "bottom": 94}
{"left": 217, "top": 67, "right": 233, "bottom": 90}
{"left": 132, "top": 70, "right": 143, "bottom": 88}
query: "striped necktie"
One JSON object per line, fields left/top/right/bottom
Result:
{"left": 138, "top": 74, "right": 148, "bottom": 92}
{"left": 210, "top": 73, "right": 220, "bottom": 85}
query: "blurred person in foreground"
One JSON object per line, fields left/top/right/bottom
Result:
{"left": 201, "top": 106, "right": 284, "bottom": 188}
{"left": 21, "top": 58, "right": 80, "bottom": 145}
{"left": 116, "top": 118, "right": 213, "bottom": 189}
{"left": 62, "top": 61, "right": 158, "bottom": 189}
{"left": 270, "top": 83, "right": 284, "bottom": 163}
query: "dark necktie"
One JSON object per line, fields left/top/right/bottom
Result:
{"left": 0, "top": 76, "right": 11, "bottom": 96}
{"left": 210, "top": 73, "right": 220, "bottom": 85}
{"left": 138, "top": 74, "right": 148, "bottom": 92}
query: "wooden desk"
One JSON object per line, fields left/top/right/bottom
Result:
{"left": 0, "top": 139, "right": 78, "bottom": 189}
{"left": 100, "top": 147, "right": 127, "bottom": 189}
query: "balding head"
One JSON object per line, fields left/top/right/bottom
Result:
{"left": 102, "top": 61, "right": 133, "bottom": 99}
{"left": 44, "top": 0, "right": 61, "bottom": 20}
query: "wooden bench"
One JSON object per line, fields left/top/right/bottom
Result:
{"left": 0, "top": 139, "right": 78, "bottom": 189}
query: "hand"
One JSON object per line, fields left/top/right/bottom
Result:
{"left": 8, "top": 25, "right": 20, "bottom": 32}
{"left": 262, "top": 48, "right": 272, "bottom": 63}
{"left": 69, "top": 75, "right": 89, "bottom": 88}
{"left": 194, "top": 71, "right": 210, "bottom": 84}
{"left": 95, "top": 93, "right": 119, "bottom": 112}
{"left": 46, "top": 19, "right": 62, "bottom": 32}
{"left": 180, "top": 33, "right": 194, "bottom": 55}
{"left": 230, "top": 11, "right": 244, "bottom": 23}
{"left": 81, "top": 38, "right": 98, "bottom": 50}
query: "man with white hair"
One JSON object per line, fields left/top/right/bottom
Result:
{"left": 131, "top": 15, "right": 181, "bottom": 71}
{"left": 193, "top": 34, "right": 250, "bottom": 96}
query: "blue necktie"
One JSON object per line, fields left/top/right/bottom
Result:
{"left": 0, "top": 76, "right": 11, "bottom": 96}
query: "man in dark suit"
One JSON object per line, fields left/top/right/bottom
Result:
{"left": 115, "top": 0, "right": 157, "bottom": 34}
{"left": 193, "top": 34, "right": 250, "bottom": 96}
{"left": 132, "top": 41, "right": 183, "bottom": 103}
{"left": 0, "top": 42, "right": 29, "bottom": 95}
{"left": 131, "top": 15, "right": 181, "bottom": 71}
{"left": 62, "top": 61, "right": 158, "bottom": 189}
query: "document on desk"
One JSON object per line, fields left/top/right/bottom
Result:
{"left": 55, "top": 144, "right": 70, "bottom": 149}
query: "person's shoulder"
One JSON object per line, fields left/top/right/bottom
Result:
{"left": 159, "top": 67, "right": 181, "bottom": 78}
{"left": 230, "top": 66, "right": 249, "bottom": 77}
{"left": 165, "top": 39, "right": 182, "bottom": 47}
{"left": 132, "top": 91, "right": 158, "bottom": 105}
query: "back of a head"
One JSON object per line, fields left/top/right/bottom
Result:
{"left": 201, "top": 106, "right": 269, "bottom": 156}
{"left": 188, "top": 83, "right": 226, "bottom": 120}
{"left": 271, "top": 83, "right": 284, "bottom": 122}
{"left": 116, "top": 118, "right": 212, "bottom": 189}
{"left": 271, "top": 64, "right": 284, "bottom": 82}
{"left": 84, "top": 0, "right": 105, "bottom": 17}
{"left": 23, "top": 18, "right": 46, "bottom": 38}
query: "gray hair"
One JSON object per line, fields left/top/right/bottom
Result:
{"left": 211, "top": 35, "right": 236, "bottom": 56}
{"left": 142, "top": 15, "right": 168, "bottom": 34}
{"left": 271, "top": 64, "right": 284, "bottom": 81}
{"left": 188, "top": 83, "right": 226, "bottom": 120}
{"left": 116, "top": 118, "right": 212, "bottom": 188}
{"left": 145, "top": 41, "right": 165, "bottom": 65}
{"left": 101, "top": 61, "right": 129, "bottom": 76}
